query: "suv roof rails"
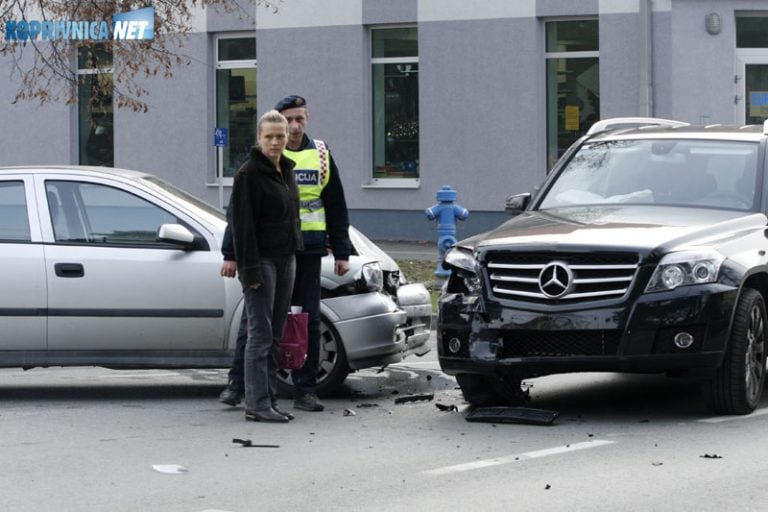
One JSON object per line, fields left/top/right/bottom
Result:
{"left": 586, "top": 117, "right": 690, "bottom": 136}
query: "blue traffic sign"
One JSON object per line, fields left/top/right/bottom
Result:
{"left": 214, "top": 127, "right": 228, "bottom": 147}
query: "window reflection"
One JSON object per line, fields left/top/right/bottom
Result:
{"left": 372, "top": 28, "right": 419, "bottom": 180}
{"left": 78, "top": 46, "right": 114, "bottom": 167}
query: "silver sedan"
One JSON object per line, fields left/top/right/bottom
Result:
{"left": 0, "top": 166, "right": 430, "bottom": 392}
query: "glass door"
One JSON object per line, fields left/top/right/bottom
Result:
{"left": 736, "top": 55, "right": 768, "bottom": 124}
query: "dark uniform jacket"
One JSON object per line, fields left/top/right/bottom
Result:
{"left": 230, "top": 147, "right": 303, "bottom": 289}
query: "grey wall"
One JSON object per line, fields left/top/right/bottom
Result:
{"left": 114, "top": 34, "right": 216, "bottom": 202}
{"left": 417, "top": 17, "right": 543, "bottom": 213}
{"left": 0, "top": 51, "right": 74, "bottom": 165}
{"left": 3, "top": 0, "right": 768, "bottom": 241}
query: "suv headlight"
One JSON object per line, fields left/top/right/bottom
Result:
{"left": 444, "top": 247, "right": 481, "bottom": 294}
{"left": 359, "top": 261, "right": 383, "bottom": 292}
{"left": 645, "top": 250, "right": 724, "bottom": 292}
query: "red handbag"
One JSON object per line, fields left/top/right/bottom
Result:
{"left": 279, "top": 312, "right": 309, "bottom": 370}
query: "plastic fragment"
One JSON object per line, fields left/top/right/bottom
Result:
{"left": 152, "top": 464, "right": 188, "bottom": 474}
{"left": 394, "top": 394, "right": 434, "bottom": 404}
{"left": 435, "top": 403, "right": 459, "bottom": 412}
{"left": 343, "top": 408, "right": 356, "bottom": 416}
{"left": 232, "top": 438, "right": 279, "bottom": 448}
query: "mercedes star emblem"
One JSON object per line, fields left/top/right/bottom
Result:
{"left": 538, "top": 261, "right": 573, "bottom": 299}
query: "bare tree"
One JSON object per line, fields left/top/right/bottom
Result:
{"left": 0, "top": 0, "right": 279, "bottom": 112}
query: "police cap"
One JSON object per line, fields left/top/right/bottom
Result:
{"left": 274, "top": 95, "right": 307, "bottom": 112}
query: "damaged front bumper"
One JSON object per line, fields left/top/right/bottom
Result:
{"left": 437, "top": 284, "right": 738, "bottom": 379}
{"left": 395, "top": 283, "right": 433, "bottom": 356}
{"left": 321, "top": 292, "right": 408, "bottom": 371}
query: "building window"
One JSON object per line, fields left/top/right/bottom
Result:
{"left": 545, "top": 19, "right": 599, "bottom": 170}
{"left": 371, "top": 27, "right": 419, "bottom": 183}
{"left": 737, "top": 14, "right": 768, "bottom": 48}
{"left": 77, "top": 46, "right": 114, "bottom": 167}
{"left": 215, "top": 34, "right": 257, "bottom": 178}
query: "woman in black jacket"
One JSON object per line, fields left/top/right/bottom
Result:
{"left": 230, "top": 110, "right": 303, "bottom": 423}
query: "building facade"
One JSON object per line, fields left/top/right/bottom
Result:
{"left": 2, "top": 0, "right": 768, "bottom": 241}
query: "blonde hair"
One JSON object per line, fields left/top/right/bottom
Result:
{"left": 257, "top": 109, "right": 288, "bottom": 135}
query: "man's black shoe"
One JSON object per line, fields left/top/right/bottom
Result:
{"left": 219, "top": 388, "right": 243, "bottom": 406}
{"left": 294, "top": 394, "right": 324, "bottom": 412}
{"left": 245, "top": 408, "right": 290, "bottom": 423}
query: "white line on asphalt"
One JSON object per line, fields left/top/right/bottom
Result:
{"left": 96, "top": 372, "right": 183, "bottom": 379}
{"left": 389, "top": 361, "right": 441, "bottom": 369}
{"left": 422, "top": 439, "right": 616, "bottom": 476}
{"left": 699, "top": 407, "right": 768, "bottom": 423}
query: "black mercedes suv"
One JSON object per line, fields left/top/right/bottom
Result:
{"left": 438, "top": 117, "right": 768, "bottom": 414}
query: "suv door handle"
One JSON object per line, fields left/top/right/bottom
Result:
{"left": 54, "top": 263, "right": 84, "bottom": 278}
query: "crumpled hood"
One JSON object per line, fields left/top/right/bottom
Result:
{"left": 464, "top": 206, "right": 766, "bottom": 255}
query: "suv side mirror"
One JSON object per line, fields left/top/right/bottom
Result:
{"left": 505, "top": 193, "right": 531, "bottom": 216}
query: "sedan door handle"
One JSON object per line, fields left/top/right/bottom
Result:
{"left": 54, "top": 263, "right": 84, "bottom": 278}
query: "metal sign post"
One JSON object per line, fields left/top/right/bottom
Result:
{"left": 214, "top": 127, "right": 228, "bottom": 210}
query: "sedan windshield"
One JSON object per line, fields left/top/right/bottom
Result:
{"left": 539, "top": 139, "right": 759, "bottom": 211}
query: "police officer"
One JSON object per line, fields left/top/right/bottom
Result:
{"left": 219, "top": 95, "right": 351, "bottom": 412}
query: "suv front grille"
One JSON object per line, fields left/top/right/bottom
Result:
{"left": 500, "top": 330, "right": 622, "bottom": 358}
{"left": 484, "top": 251, "right": 639, "bottom": 304}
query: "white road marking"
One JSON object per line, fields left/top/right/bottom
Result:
{"left": 95, "top": 372, "right": 184, "bottom": 379}
{"left": 422, "top": 439, "right": 616, "bottom": 476}
{"left": 389, "top": 361, "right": 442, "bottom": 369}
{"left": 699, "top": 407, "right": 768, "bottom": 423}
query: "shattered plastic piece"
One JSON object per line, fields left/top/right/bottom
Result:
{"left": 152, "top": 464, "right": 188, "bottom": 474}
{"left": 545, "top": 484, "right": 551, "bottom": 490}
{"left": 651, "top": 461, "right": 664, "bottom": 466}
{"left": 435, "top": 403, "right": 459, "bottom": 412}
{"left": 343, "top": 408, "right": 356, "bottom": 416}
{"left": 232, "top": 438, "right": 279, "bottom": 448}
{"left": 356, "top": 403, "right": 379, "bottom": 408}
{"left": 394, "top": 394, "right": 435, "bottom": 404}
{"left": 700, "top": 454, "right": 723, "bottom": 459}
{"left": 465, "top": 406, "right": 558, "bottom": 426}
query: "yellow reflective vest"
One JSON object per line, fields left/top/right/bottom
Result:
{"left": 285, "top": 139, "right": 330, "bottom": 232}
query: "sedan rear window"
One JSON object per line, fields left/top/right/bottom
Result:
{"left": 0, "top": 181, "right": 31, "bottom": 242}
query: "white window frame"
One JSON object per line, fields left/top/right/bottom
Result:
{"left": 210, "top": 32, "right": 257, "bottom": 188}
{"left": 365, "top": 25, "right": 420, "bottom": 189}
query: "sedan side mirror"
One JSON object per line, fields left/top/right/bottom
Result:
{"left": 505, "top": 193, "right": 531, "bottom": 216}
{"left": 157, "top": 223, "right": 195, "bottom": 248}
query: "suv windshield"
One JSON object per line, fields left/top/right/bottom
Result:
{"left": 539, "top": 139, "right": 759, "bottom": 211}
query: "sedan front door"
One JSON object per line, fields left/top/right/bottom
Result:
{"left": 38, "top": 175, "right": 226, "bottom": 351}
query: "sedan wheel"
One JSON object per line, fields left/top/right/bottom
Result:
{"left": 277, "top": 316, "right": 350, "bottom": 398}
{"left": 704, "top": 288, "right": 766, "bottom": 414}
